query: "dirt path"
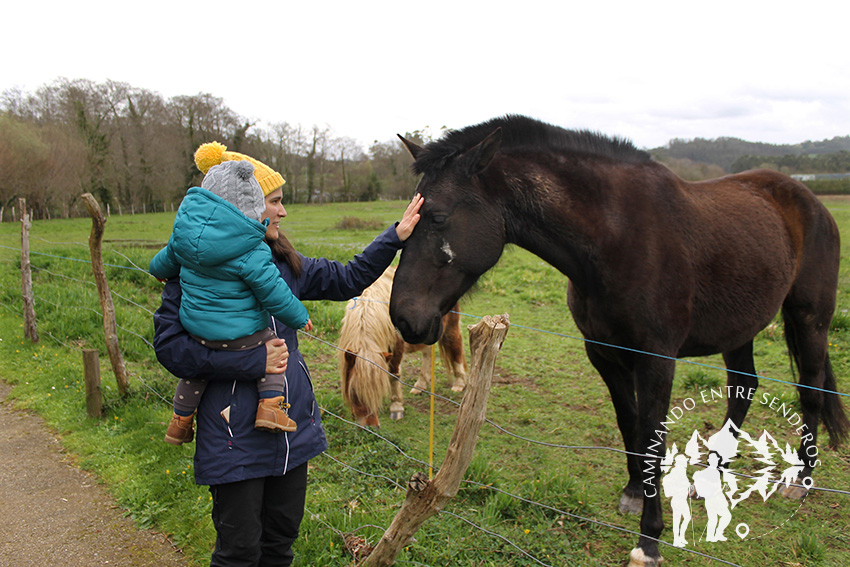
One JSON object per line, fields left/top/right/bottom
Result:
{"left": 0, "top": 381, "right": 189, "bottom": 567}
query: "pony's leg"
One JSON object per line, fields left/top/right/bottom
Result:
{"left": 410, "top": 347, "right": 433, "bottom": 395}
{"left": 721, "top": 340, "right": 758, "bottom": 428}
{"left": 439, "top": 336, "right": 467, "bottom": 393}
{"left": 585, "top": 345, "right": 643, "bottom": 514}
{"left": 388, "top": 339, "right": 405, "bottom": 420}
{"left": 389, "top": 378, "right": 404, "bottom": 420}
{"left": 440, "top": 308, "right": 468, "bottom": 392}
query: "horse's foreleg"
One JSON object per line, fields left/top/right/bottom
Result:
{"left": 585, "top": 345, "right": 642, "bottom": 514}
{"left": 628, "top": 356, "right": 677, "bottom": 567}
{"left": 722, "top": 341, "right": 758, "bottom": 428}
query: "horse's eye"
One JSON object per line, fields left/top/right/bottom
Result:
{"left": 432, "top": 214, "right": 448, "bottom": 228}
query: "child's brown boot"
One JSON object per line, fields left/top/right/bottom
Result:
{"left": 165, "top": 413, "right": 195, "bottom": 445}
{"left": 255, "top": 396, "right": 297, "bottom": 432}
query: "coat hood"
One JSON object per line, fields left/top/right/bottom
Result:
{"left": 170, "top": 187, "right": 269, "bottom": 268}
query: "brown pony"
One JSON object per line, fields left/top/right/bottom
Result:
{"left": 338, "top": 266, "right": 467, "bottom": 427}
{"left": 389, "top": 115, "right": 848, "bottom": 566}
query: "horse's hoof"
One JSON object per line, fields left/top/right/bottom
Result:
{"left": 628, "top": 547, "right": 663, "bottom": 567}
{"left": 451, "top": 385, "right": 465, "bottom": 392}
{"left": 618, "top": 492, "right": 643, "bottom": 515}
{"left": 781, "top": 483, "right": 808, "bottom": 500}
{"left": 389, "top": 410, "right": 404, "bottom": 421}
{"left": 409, "top": 387, "right": 423, "bottom": 395}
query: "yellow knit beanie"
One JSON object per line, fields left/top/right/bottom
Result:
{"left": 194, "top": 142, "right": 285, "bottom": 196}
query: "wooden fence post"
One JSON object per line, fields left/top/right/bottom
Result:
{"left": 19, "top": 198, "right": 39, "bottom": 343}
{"left": 81, "top": 193, "right": 129, "bottom": 396}
{"left": 358, "top": 314, "right": 510, "bottom": 567}
{"left": 83, "top": 349, "right": 103, "bottom": 418}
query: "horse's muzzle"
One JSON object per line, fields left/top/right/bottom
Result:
{"left": 392, "top": 312, "right": 443, "bottom": 346}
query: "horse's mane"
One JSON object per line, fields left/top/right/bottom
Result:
{"left": 338, "top": 267, "right": 397, "bottom": 356}
{"left": 412, "top": 115, "right": 650, "bottom": 174}
{"left": 338, "top": 267, "right": 398, "bottom": 416}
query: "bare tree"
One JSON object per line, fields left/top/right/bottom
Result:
{"left": 306, "top": 125, "right": 330, "bottom": 203}
{"left": 166, "top": 93, "right": 241, "bottom": 190}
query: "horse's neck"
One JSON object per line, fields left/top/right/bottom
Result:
{"left": 499, "top": 164, "right": 605, "bottom": 293}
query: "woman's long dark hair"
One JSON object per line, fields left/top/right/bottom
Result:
{"left": 267, "top": 233, "right": 302, "bottom": 278}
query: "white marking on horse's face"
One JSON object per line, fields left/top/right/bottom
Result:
{"left": 441, "top": 239, "right": 456, "bottom": 263}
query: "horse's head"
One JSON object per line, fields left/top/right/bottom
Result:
{"left": 390, "top": 127, "right": 506, "bottom": 345}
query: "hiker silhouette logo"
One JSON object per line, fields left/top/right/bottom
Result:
{"left": 649, "top": 386, "right": 817, "bottom": 548}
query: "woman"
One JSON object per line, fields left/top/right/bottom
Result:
{"left": 153, "top": 144, "right": 422, "bottom": 567}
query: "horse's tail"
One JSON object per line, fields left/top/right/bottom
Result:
{"left": 818, "top": 354, "right": 849, "bottom": 447}
{"left": 783, "top": 310, "right": 850, "bottom": 447}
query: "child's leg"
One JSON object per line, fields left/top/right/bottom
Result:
{"left": 257, "top": 373, "right": 285, "bottom": 399}
{"left": 165, "top": 379, "right": 207, "bottom": 445}
{"left": 255, "top": 373, "right": 297, "bottom": 433}
{"left": 173, "top": 378, "right": 208, "bottom": 416}
{"left": 193, "top": 329, "right": 296, "bottom": 432}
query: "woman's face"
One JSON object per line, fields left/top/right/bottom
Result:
{"left": 261, "top": 188, "right": 286, "bottom": 240}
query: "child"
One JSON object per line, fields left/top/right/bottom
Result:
{"left": 151, "top": 151, "right": 311, "bottom": 445}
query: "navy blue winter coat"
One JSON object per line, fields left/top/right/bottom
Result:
{"left": 153, "top": 225, "right": 404, "bottom": 485}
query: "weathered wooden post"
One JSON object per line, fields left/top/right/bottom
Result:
{"left": 19, "top": 198, "right": 39, "bottom": 343}
{"left": 359, "top": 314, "right": 510, "bottom": 567}
{"left": 81, "top": 193, "right": 129, "bottom": 396}
{"left": 82, "top": 349, "right": 103, "bottom": 418}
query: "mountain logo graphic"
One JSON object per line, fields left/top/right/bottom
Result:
{"left": 660, "top": 418, "right": 809, "bottom": 548}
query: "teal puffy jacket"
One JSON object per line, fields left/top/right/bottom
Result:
{"left": 149, "top": 187, "right": 309, "bottom": 340}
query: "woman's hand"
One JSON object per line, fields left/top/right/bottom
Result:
{"left": 265, "top": 337, "right": 289, "bottom": 374}
{"left": 395, "top": 193, "right": 423, "bottom": 241}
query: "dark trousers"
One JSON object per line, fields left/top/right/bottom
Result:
{"left": 209, "top": 463, "right": 308, "bottom": 567}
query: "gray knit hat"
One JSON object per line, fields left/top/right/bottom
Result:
{"left": 201, "top": 160, "right": 266, "bottom": 221}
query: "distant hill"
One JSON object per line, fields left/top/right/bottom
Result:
{"left": 650, "top": 135, "right": 850, "bottom": 172}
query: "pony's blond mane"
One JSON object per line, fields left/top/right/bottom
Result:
{"left": 338, "top": 267, "right": 399, "bottom": 415}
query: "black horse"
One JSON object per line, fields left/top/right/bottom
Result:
{"left": 389, "top": 115, "right": 848, "bottom": 566}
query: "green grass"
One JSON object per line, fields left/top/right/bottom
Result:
{"left": 1, "top": 197, "right": 850, "bottom": 566}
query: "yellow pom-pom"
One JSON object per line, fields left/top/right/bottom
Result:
{"left": 194, "top": 142, "right": 227, "bottom": 174}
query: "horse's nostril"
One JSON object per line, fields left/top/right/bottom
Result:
{"left": 393, "top": 318, "right": 414, "bottom": 342}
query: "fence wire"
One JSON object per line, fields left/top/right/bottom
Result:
{"left": 2, "top": 240, "right": 849, "bottom": 566}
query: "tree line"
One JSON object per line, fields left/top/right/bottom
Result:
{"left": 0, "top": 78, "right": 426, "bottom": 221}
{"left": 651, "top": 135, "right": 850, "bottom": 173}
{"left": 730, "top": 151, "right": 850, "bottom": 175}
{"left": 4, "top": 77, "right": 849, "bottom": 221}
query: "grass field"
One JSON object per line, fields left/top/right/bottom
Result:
{"left": 1, "top": 197, "right": 849, "bottom": 567}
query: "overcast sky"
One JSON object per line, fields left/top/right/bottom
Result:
{"left": 3, "top": 1, "right": 848, "bottom": 150}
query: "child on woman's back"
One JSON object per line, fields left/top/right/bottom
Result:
{"left": 150, "top": 145, "right": 311, "bottom": 445}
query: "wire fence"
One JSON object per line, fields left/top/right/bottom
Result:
{"left": 1, "top": 239, "right": 849, "bottom": 567}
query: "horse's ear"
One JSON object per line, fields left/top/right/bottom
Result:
{"left": 461, "top": 127, "right": 502, "bottom": 176}
{"left": 344, "top": 351, "right": 357, "bottom": 369}
{"left": 397, "top": 134, "right": 424, "bottom": 159}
